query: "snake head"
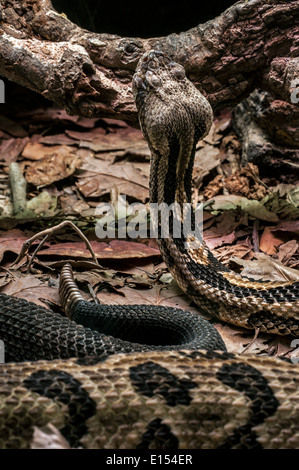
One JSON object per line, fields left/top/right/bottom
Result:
{"left": 132, "top": 50, "right": 187, "bottom": 106}
{"left": 132, "top": 50, "right": 213, "bottom": 143}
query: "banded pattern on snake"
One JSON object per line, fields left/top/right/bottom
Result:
{"left": 0, "top": 50, "right": 298, "bottom": 449}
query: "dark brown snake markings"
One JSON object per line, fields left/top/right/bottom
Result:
{"left": 24, "top": 356, "right": 279, "bottom": 449}
{"left": 24, "top": 370, "right": 97, "bottom": 448}
{"left": 22, "top": 357, "right": 279, "bottom": 449}
{"left": 0, "top": 50, "right": 298, "bottom": 449}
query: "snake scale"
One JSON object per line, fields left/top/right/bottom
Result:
{"left": 0, "top": 50, "right": 299, "bottom": 449}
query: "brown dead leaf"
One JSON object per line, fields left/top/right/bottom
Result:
{"left": 23, "top": 107, "right": 89, "bottom": 126}
{"left": 203, "top": 212, "right": 239, "bottom": 238}
{"left": 224, "top": 176, "right": 252, "bottom": 197}
{"left": 59, "top": 192, "right": 90, "bottom": 215}
{"left": 0, "top": 229, "right": 36, "bottom": 263}
{"left": 65, "top": 128, "right": 106, "bottom": 141}
{"left": 96, "top": 283, "right": 207, "bottom": 318}
{"left": 25, "top": 146, "right": 81, "bottom": 186}
{"left": 204, "top": 232, "right": 236, "bottom": 250}
{"left": 77, "top": 157, "right": 149, "bottom": 201}
{"left": 102, "top": 259, "right": 159, "bottom": 276}
{"left": 214, "top": 244, "right": 253, "bottom": 265}
{"left": 71, "top": 126, "right": 145, "bottom": 153}
{"left": 193, "top": 145, "right": 221, "bottom": 185}
{"left": 75, "top": 117, "right": 102, "bottom": 129}
{"left": 231, "top": 252, "right": 299, "bottom": 282}
{"left": 38, "top": 240, "right": 160, "bottom": 261}
{"left": 0, "top": 137, "right": 30, "bottom": 163}
{"left": 203, "top": 164, "right": 267, "bottom": 200}
{"left": 272, "top": 220, "right": 299, "bottom": 235}
{"left": 260, "top": 226, "right": 287, "bottom": 255}
{"left": 39, "top": 134, "right": 77, "bottom": 146}
{"left": 214, "top": 323, "right": 269, "bottom": 355}
{"left": 31, "top": 424, "right": 71, "bottom": 450}
{"left": 73, "top": 269, "right": 123, "bottom": 290}
{"left": 1, "top": 275, "right": 60, "bottom": 306}
{"left": 203, "top": 175, "right": 223, "bottom": 199}
{"left": 277, "top": 240, "right": 299, "bottom": 264}
{"left": 22, "top": 142, "right": 73, "bottom": 161}
{"left": 77, "top": 174, "right": 148, "bottom": 201}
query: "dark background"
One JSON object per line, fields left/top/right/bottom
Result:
{"left": 51, "top": 0, "right": 237, "bottom": 37}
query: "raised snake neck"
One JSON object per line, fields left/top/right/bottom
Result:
{"left": 0, "top": 50, "right": 298, "bottom": 450}
{"left": 132, "top": 50, "right": 299, "bottom": 336}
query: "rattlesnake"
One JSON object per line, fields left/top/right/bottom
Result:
{"left": 0, "top": 50, "right": 298, "bottom": 449}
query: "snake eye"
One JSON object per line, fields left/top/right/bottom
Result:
{"left": 169, "top": 63, "right": 186, "bottom": 80}
{"left": 145, "top": 70, "right": 161, "bottom": 88}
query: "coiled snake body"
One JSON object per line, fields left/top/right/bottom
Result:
{"left": 0, "top": 51, "right": 298, "bottom": 449}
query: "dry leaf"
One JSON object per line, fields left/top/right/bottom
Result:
{"left": 204, "top": 232, "right": 236, "bottom": 250}
{"left": 31, "top": 424, "right": 71, "bottom": 449}
{"left": 193, "top": 145, "right": 221, "bottom": 184}
{"left": 259, "top": 226, "right": 286, "bottom": 255}
{"left": 38, "top": 240, "right": 160, "bottom": 260}
{"left": 77, "top": 156, "right": 149, "bottom": 201}
{"left": 231, "top": 252, "right": 299, "bottom": 282}
{"left": 0, "top": 137, "right": 30, "bottom": 163}
{"left": 96, "top": 284, "right": 207, "bottom": 319}
{"left": 65, "top": 127, "right": 106, "bottom": 141}
{"left": 1, "top": 275, "right": 60, "bottom": 306}
{"left": 60, "top": 192, "right": 90, "bottom": 215}
{"left": 71, "top": 126, "right": 145, "bottom": 152}
{"left": 203, "top": 212, "right": 239, "bottom": 237}
{"left": 0, "top": 229, "right": 36, "bottom": 263}
{"left": 214, "top": 323, "right": 269, "bottom": 355}
{"left": 204, "top": 164, "right": 267, "bottom": 200}
{"left": 25, "top": 146, "right": 81, "bottom": 186}
{"left": 277, "top": 240, "right": 298, "bottom": 263}
{"left": 39, "top": 134, "right": 77, "bottom": 146}
{"left": 214, "top": 243, "right": 253, "bottom": 265}
{"left": 272, "top": 220, "right": 299, "bottom": 235}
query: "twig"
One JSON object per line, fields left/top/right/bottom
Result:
{"left": 252, "top": 219, "right": 260, "bottom": 253}
{"left": 241, "top": 328, "right": 260, "bottom": 353}
{"left": 9, "top": 162, "right": 27, "bottom": 215}
{"left": 0, "top": 266, "right": 17, "bottom": 280}
{"left": 216, "top": 164, "right": 229, "bottom": 195}
{"left": 195, "top": 199, "right": 215, "bottom": 213}
{"left": 27, "top": 233, "right": 51, "bottom": 273}
{"left": 11, "top": 221, "right": 100, "bottom": 272}
{"left": 87, "top": 283, "right": 100, "bottom": 304}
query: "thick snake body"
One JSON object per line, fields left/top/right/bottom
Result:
{"left": 0, "top": 50, "right": 298, "bottom": 449}
{"left": 132, "top": 50, "right": 299, "bottom": 336}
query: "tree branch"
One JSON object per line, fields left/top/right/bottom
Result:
{"left": 0, "top": 0, "right": 298, "bottom": 125}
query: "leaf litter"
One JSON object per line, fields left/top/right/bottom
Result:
{"left": 0, "top": 92, "right": 298, "bottom": 359}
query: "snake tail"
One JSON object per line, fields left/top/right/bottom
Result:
{"left": 59, "top": 263, "right": 226, "bottom": 351}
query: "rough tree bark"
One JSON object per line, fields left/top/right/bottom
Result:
{"left": 0, "top": 0, "right": 298, "bottom": 128}
{"left": 234, "top": 90, "right": 299, "bottom": 179}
